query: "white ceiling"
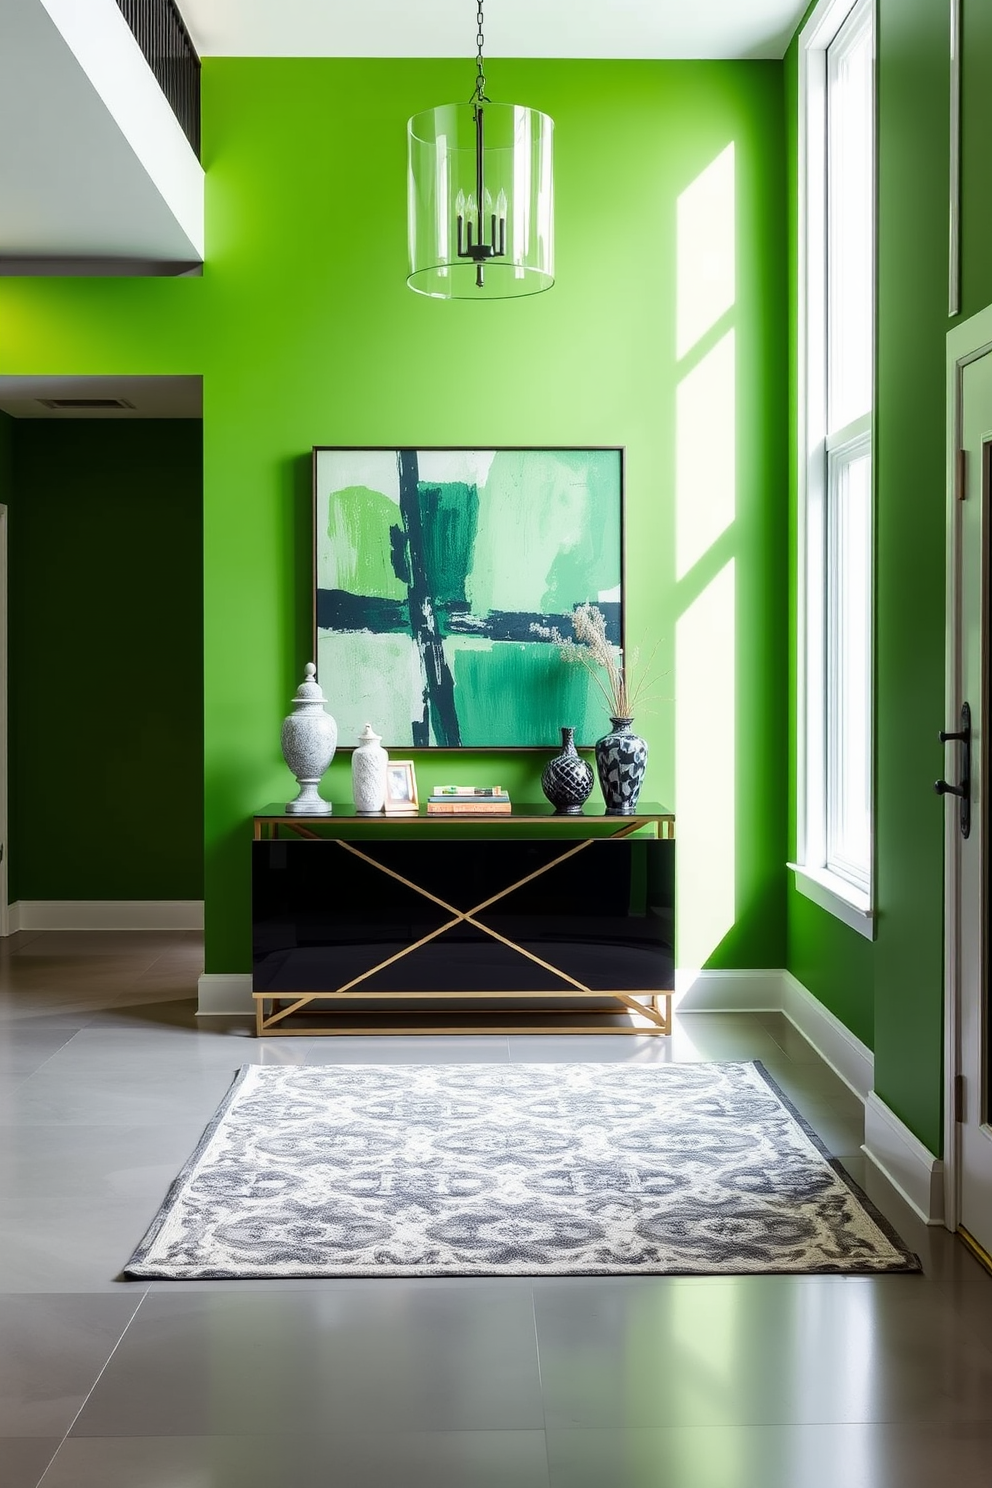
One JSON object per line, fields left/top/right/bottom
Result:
{"left": 174, "top": 0, "right": 808, "bottom": 61}
{"left": 0, "top": 0, "right": 202, "bottom": 267}
{"left": 0, "top": 376, "right": 203, "bottom": 419}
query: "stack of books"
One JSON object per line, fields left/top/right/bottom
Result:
{"left": 426, "top": 786, "right": 512, "bottom": 815}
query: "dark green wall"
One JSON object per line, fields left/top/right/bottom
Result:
{"left": 0, "top": 410, "right": 12, "bottom": 511}
{"left": 786, "top": 0, "right": 992, "bottom": 1153}
{"left": 0, "top": 59, "right": 789, "bottom": 975}
{"left": 961, "top": 0, "right": 992, "bottom": 319}
{"left": 7, "top": 419, "right": 203, "bottom": 899}
{"left": 873, "top": 0, "right": 951, "bottom": 1161}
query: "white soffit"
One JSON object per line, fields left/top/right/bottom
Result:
{"left": 0, "top": 376, "right": 203, "bottom": 419}
{"left": 176, "top": 0, "right": 808, "bottom": 62}
{"left": 0, "top": 0, "right": 203, "bottom": 265}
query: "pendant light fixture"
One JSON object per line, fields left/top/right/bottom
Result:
{"left": 407, "top": 0, "right": 554, "bottom": 299}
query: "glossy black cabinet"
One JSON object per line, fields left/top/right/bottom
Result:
{"left": 251, "top": 825, "right": 674, "bottom": 1035}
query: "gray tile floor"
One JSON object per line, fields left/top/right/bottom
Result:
{"left": 1, "top": 930, "right": 991, "bottom": 1487}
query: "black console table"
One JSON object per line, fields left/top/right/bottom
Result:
{"left": 252, "top": 803, "right": 675, "bottom": 1037}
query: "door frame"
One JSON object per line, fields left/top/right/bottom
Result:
{"left": 943, "top": 304, "right": 992, "bottom": 1230}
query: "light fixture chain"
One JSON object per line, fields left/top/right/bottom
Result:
{"left": 473, "top": 0, "right": 488, "bottom": 103}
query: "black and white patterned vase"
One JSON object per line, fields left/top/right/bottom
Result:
{"left": 595, "top": 716, "right": 648, "bottom": 814}
{"left": 541, "top": 727, "right": 595, "bottom": 814}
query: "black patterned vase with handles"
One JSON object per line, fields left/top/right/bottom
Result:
{"left": 541, "top": 726, "right": 595, "bottom": 814}
{"left": 595, "top": 717, "right": 648, "bottom": 814}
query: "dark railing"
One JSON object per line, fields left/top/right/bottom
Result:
{"left": 116, "top": 0, "right": 200, "bottom": 158}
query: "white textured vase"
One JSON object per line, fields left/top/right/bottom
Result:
{"left": 280, "top": 663, "right": 337, "bottom": 814}
{"left": 351, "top": 723, "right": 388, "bottom": 814}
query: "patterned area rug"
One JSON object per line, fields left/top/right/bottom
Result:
{"left": 125, "top": 1062, "right": 919, "bottom": 1279}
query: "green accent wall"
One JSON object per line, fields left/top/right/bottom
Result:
{"left": 7, "top": 420, "right": 203, "bottom": 899}
{"left": 0, "top": 59, "right": 788, "bottom": 976}
{"left": 786, "top": 0, "right": 992, "bottom": 1153}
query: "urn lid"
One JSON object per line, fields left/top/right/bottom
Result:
{"left": 291, "top": 662, "right": 327, "bottom": 704}
{"left": 357, "top": 723, "right": 382, "bottom": 745}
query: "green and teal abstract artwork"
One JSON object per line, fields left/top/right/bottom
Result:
{"left": 313, "top": 447, "right": 623, "bottom": 748}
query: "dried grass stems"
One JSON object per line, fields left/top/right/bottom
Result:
{"left": 531, "top": 602, "right": 663, "bottom": 722}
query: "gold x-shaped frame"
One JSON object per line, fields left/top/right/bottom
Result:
{"left": 253, "top": 827, "right": 671, "bottom": 1036}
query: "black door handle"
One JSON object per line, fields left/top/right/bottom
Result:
{"left": 935, "top": 701, "right": 971, "bottom": 838}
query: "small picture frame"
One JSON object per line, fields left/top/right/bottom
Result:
{"left": 383, "top": 760, "right": 419, "bottom": 813}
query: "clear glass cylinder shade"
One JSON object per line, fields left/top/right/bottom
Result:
{"left": 407, "top": 102, "right": 554, "bottom": 299}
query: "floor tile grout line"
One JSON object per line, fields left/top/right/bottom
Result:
{"left": 34, "top": 1287, "right": 152, "bottom": 1487}
{"left": 531, "top": 1285, "right": 555, "bottom": 1487}
{"left": 16, "top": 1028, "right": 91, "bottom": 1080}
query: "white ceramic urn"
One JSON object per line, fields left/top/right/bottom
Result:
{"left": 280, "top": 663, "right": 337, "bottom": 814}
{"left": 351, "top": 723, "right": 388, "bottom": 813}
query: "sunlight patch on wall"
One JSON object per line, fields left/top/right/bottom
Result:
{"left": 675, "top": 329, "right": 736, "bottom": 580}
{"left": 673, "top": 141, "right": 738, "bottom": 966}
{"left": 675, "top": 559, "right": 735, "bottom": 968}
{"left": 676, "top": 143, "right": 735, "bottom": 361}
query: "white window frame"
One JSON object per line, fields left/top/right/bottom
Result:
{"left": 791, "top": 0, "right": 876, "bottom": 939}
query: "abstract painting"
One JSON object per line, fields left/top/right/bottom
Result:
{"left": 313, "top": 447, "right": 623, "bottom": 748}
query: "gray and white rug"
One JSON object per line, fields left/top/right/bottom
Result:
{"left": 125, "top": 1061, "right": 919, "bottom": 1279}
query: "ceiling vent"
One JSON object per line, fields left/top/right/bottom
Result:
{"left": 38, "top": 397, "right": 135, "bottom": 410}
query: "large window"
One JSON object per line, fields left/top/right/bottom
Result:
{"left": 794, "top": 0, "right": 875, "bottom": 936}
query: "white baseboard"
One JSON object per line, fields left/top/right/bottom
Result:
{"left": 9, "top": 900, "right": 204, "bottom": 931}
{"left": 780, "top": 971, "right": 874, "bottom": 1101}
{"left": 678, "top": 969, "right": 874, "bottom": 1102}
{"left": 863, "top": 1091, "right": 946, "bottom": 1226}
{"left": 197, "top": 972, "right": 253, "bottom": 1016}
{"left": 675, "top": 968, "right": 783, "bottom": 1012}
